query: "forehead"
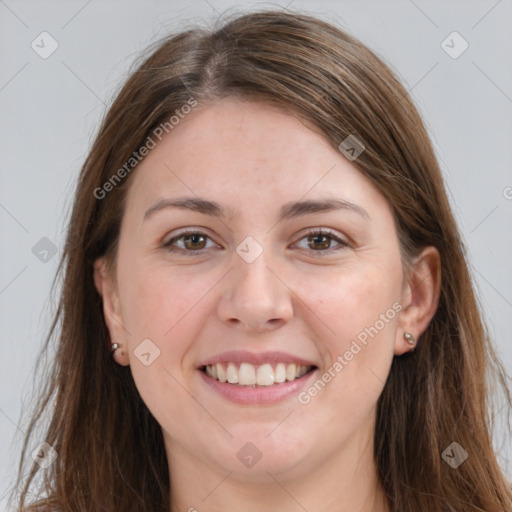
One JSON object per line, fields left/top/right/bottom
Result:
{"left": 123, "top": 98, "right": 388, "bottom": 219}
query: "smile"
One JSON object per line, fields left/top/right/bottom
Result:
{"left": 202, "top": 362, "right": 315, "bottom": 386}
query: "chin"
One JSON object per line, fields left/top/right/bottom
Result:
{"left": 206, "top": 428, "right": 311, "bottom": 478}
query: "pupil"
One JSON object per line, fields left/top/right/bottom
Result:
{"left": 310, "top": 234, "right": 330, "bottom": 250}
{"left": 186, "top": 234, "right": 205, "bottom": 249}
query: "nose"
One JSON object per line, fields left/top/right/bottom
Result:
{"left": 216, "top": 248, "right": 294, "bottom": 333}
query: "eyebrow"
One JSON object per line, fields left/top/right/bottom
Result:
{"left": 143, "top": 196, "right": 370, "bottom": 222}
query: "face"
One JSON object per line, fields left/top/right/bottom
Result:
{"left": 95, "top": 98, "right": 431, "bottom": 482}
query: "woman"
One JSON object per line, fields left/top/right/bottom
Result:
{"left": 14, "top": 9, "right": 512, "bottom": 512}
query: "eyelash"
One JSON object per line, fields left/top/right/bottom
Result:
{"left": 163, "top": 228, "right": 348, "bottom": 256}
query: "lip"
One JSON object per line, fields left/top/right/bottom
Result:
{"left": 199, "top": 366, "right": 319, "bottom": 405}
{"left": 197, "top": 350, "right": 317, "bottom": 368}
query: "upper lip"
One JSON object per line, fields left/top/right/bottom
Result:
{"left": 197, "top": 350, "right": 317, "bottom": 369}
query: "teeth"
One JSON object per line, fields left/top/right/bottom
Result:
{"left": 256, "top": 363, "right": 274, "bottom": 386}
{"left": 275, "top": 363, "right": 287, "bottom": 383}
{"left": 286, "top": 363, "right": 296, "bottom": 381}
{"left": 239, "top": 363, "right": 256, "bottom": 385}
{"left": 204, "top": 362, "right": 313, "bottom": 386}
{"left": 217, "top": 363, "right": 227, "bottom": 383}
{"left": 227, "top": 362, "right": 238, "bottom": 384}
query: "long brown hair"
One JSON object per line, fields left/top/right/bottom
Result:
{"left": 13, "top": 9, "right": 512, "bottom": 512}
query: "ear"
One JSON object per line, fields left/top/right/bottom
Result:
{"left": 395, "top": 246, "right": 441, "bottom": 355}
{"left": 94, "top": 257, "right": 130, "bottom": 366}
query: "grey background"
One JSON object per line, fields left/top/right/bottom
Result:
{"left": 1, "top": 0, "right": 511, "bottom": 507}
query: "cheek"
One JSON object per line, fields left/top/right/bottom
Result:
{"left": 118, "top": 264, "right": 219, "bottom": 421}
{"left": 301, "top": 266, "right": 401, "bottom": 330}
{"left": 119, "top": 261, "right": 215, "bottom": 339}
{"left": 295, "top": 261, "right": 401, "bottom": 365}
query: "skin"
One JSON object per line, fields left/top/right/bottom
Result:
{"left": 94, "top": 98, "right": 440, "bottom": 512}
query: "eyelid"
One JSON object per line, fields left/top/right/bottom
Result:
{"left": 162, "top": 228, "right": 221, "bottom": 253}
{"left": 292, "top": 228, "right": 349, "bottom": 252}
{"left": 163, "top": 227, "right": 214, "bottom": 245}
{"left": 295, "top": 227, "right": 345, "bottom": 241}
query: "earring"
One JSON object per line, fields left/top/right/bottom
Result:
{"left": 111, "top": 342, "right": 120, "bottom": 354}
{"left": 404, "top": 332, "right": 415, "bottom": 346}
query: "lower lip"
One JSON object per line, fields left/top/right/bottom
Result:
{"left": 198, "top": 368, "right": 318, "bottom": 405}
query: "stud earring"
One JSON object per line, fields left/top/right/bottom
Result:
{"left": 111, "top": 342, "right": 120, "bottom": 354}
{"left": 404, "top": 332, "right": 415, "bottom": 345}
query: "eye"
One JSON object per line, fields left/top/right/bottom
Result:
{"left": 163, "top": 229, "right": 218, "bottom": 253}
{"left": 294, "top": 229, "right": 348, "bottom": 253}
{"left": 162, "top": 228, "right": 347, "bottom": 255}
